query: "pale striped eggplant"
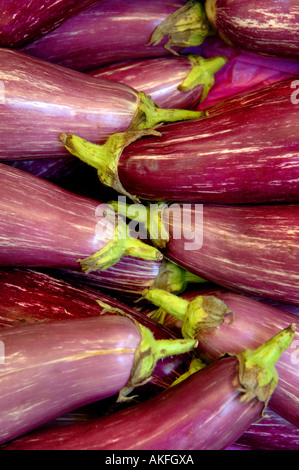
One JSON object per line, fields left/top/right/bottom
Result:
{"left": 20, "top": 0, "right": 213, "bottom": 71}
{"left": 144, "top": 288, "right": 299, "bottom": 426}
{"left": 205, "top": 0, "right": 299, "bottom": 58}
{"left": 0, "top": 48, "right": 200, "bottom": 161}
{"left": 1, "top": 327, "right": 295, "bottom": 450}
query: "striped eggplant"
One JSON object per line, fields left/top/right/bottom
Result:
{"left": 195, "top": 36, "right": 299, "bottom": 109}
{"left": 20, "top": 0, "right": 214, "bottom": 72}
{"left": 143, "top": 288, "right": 299, "bottom": 426}
{"left": 1, "top": 327, "right": 295, "bottom": 450}
{"left": 0, "top": 315, "right": 196, "bottom": 445}
{"left": 111, "top": 200, "right": 299, "bottom": 305}
{"left": 232, "top": 410, "right": 299, "bottom": 450}
{"left": 205, "top": 0, "right": 299, "bottom": 58}
{"left": 0, "top": 163, "right": 162, "bottom": 274}
{"left": 0, "top": 0, "right": 104, "bottom": 48}
{"left": 88, "top": 54, "right": 227, "bottom": 109}
{"left": 0, "top": 48, "right": 201, "bottom": 161}
{"left": 61, "top": 78, "right": 299, "bottom": 204}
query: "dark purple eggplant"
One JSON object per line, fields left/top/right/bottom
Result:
{"left": 143, "top": 288, "right": 299, "bottom": 426}
{"left": 1, "top": 326, "right": 295, "bottom": 450}
{"left": 61, "top": 78, "right": 299, "bottom": 204}
{"left": 0, "top": 0, "right": 104, "bottom": 48}
{"left": 20, "top": 0, "right": 214, "bottom": 72}
{"left": 0, "top": 163, "right": 162, "bottom": 274}
{"left": 0, "top": 49, "right": 201, "bottom": 162}
{"left": 205, "top": 0, "right": 299, "bottom": 58}
{"left": 88, "top": 54, "right": 227, "bottom": 109}
{"left": 0, "top": 314, "right": 197, "bottom": 446}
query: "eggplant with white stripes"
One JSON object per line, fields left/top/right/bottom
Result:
{"left": 143, "top": 288, "right": 299, "bottom": 426}
{"left": 0, "top": 49, "right": 201, "bottom": 162}
{"left": 0, "top": 0, "right": 104, "bottom": 47}
{"left": 0, "top": 314, "right": 196, "bottom": 445}
{"left": 205, "top": 0, "right": 299, "bottom": 58}
{"left": 61, "top": 78, "right": 299, "bottom": 204}
{"left": 20, "top": 0, "right": 214, "bottom": 72}
{"left": 1, "top": 326, "right": 295, "bottom": 450}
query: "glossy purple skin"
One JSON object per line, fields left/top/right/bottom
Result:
{"left": 20, "top": 0, "right": 187, "bottom": 72}
{"left": 117, "top": 78, "right": 299, "bottom": 203}
{"left": 171, "top": 289, "right": 299, "bottom": 426}
{"left": 89, "top": 55, "right": 205, "bottom": 110}
{"left": 232, "top": 410, "right": 299, "bottom": 450}
{"left": 163, "top": 203, "right": 299, "bottom": 305}
{"left": 0, "top": 357, "right": 264, "bottom": 450}
{"left": 0, "top": 163, "right": 114, "bottom": 269}
{"left": 0, "top": 268, "right": 191, "bottom": 399}
{"left": 206, "top": 0, "right": 299, "bottom": 58}
{"left": 0, "top": 0, "right": 103, "bottom": 47}
{"left": 0, "top": 315, "right": 141, "bottom": 445}
{"left": 0, "top": 49, "right": 138, "bottom": 160}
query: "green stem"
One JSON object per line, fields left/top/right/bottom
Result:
{"left": 152, "top": 259, "right": 207, "bottom": 295}
{"left": 77, "top": 219, "right": 163, "bottom": 274}
{"left": 118, "top": 321, "right": 198, "bottom": 402}
{"left": 236, "top": 324, "right": 296, "bottom": 407}
{"left": 179, "top": 55, "right": 228, "bottom": 102}
{"left": 170, "top": 356, "right": 207, "bottom": 387}
{"left": 142, "top": 288, "right": 231, "bottom": 339}
{"left": 61, "top": 92, "right": 204, "bottom": 201}
{"left": 148, "top": 0, "right": 215, "bottom": 53}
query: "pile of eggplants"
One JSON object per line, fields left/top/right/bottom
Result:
{"left": 0, "top": 0, "right": 299, "bottom": 452}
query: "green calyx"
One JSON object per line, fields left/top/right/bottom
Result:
{"left": 179, "top": 54, "right": 228, "bottom": 102}
{"left": 170, "top": 355, "right": 207, "bottom": 387}
{"left": 148, "top": 0, "right": 215, "bottom": 53}
{"left": 152, "top": 259, "right": 208, "bottom": 295}
{"left": 61, "top": 92, "right": 203, "bottom": 201}
{"left": 118, "top": 321, "right": 198, "bottom": 402}
{"left": 236, "top": 324, "right": 296, "bottom": 408}
{"left": 109, "top": 199, "right": 170, "bottom": 249}
{"left": 77, "top": 216, "right": 162, "bottom": 274}
{"left": 143, "top": 289, "right": 231, "bottom": 339}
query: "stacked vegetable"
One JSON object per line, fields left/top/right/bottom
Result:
{"left": 0, "top": 0, "right": 298, "bottom": 451}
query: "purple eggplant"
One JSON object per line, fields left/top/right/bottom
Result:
{"left": 205, "top": 0, "right": 299, "bottom": 58}
{"left": 0, "top": 314, "right": 196, "bottom": 445}
{"left": 195, "top": 36, "right": 299, "bottom": 109}
{"left": 143, "top": 288, "right": 299, "bottom": 426}
{"left": 0, "top": 0, "right": 105, "bottom": 48}
{"left": 1, "top": 326, "right": 295, "bottom": 450}
{"left": 161, "top": 202, "right": 299, "bottom": 306}
{"left": 61, "top": 78, "right": 299, "bottom": 204}
{"left": 232, "top": 410, "right": 299, "bottom": 450}
{"left": 88, "top": 54, "right": 227, "bottom": 109}
{"left": 0, "top": 163, "right": 163, "bottom": 274}
{"left": 0, "top": 49, "right": 201, "bottom": 162}
{"left": 20, "top": 0, "right": 214, "bottom": 72}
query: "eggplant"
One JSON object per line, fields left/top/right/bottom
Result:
{"left": 0, "top": 315, "right": 197, "bottom": 445}
{"left": 143, "top": 288, "right": 299, "bottom": 426}
{"left": 232, "top": 410, "right": 299, "bottom": 450}
{"left": 1, "top": 327, "right": 295, "bottom": 450}
{"left": 0, "top": 0, "right": 104, "bottom": 48}
{"left": 0, "top": 49, "right": 201, "bottom": 162}
{"left": 20, "top": 0, "right": 214, "bottom": 72}
{"left": 195, "top": 36, "right": 299, "bottom": 109}
{"left": 0, "top": 163, "right": 162, "bottom": 274}
{"left": 61, "top": 78, "right": 299, "bottom": 204}
{"left": 88, "top": 54, "right": 227, "bottom": 109}
{"left": 205, "top": 0, "right": 299, "bottom": 58}
{"left": 111, "top": 200, "right": 299, "bottom": 305}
